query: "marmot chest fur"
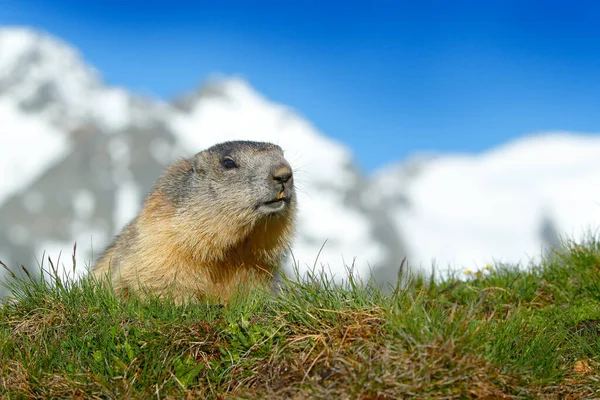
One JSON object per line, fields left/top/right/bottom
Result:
{"left": 92, "top": 140, "right": 296, "bottom": 302}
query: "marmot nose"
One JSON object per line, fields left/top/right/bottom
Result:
{"left": 272, "top": 166, "right": 293, "bottom": 184}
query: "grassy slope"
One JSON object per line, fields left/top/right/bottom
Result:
{"left": 1, "top": 238, "right": 600, "bottom": 399}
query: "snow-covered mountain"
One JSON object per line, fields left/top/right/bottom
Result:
{"left": 1, "top": 27, "right": 599, "bottom": 293}
{"left": 0, "top": 27, "right": 158, "bottom": 131}
{"left": 373, "top": 132, "right": 600, "bottom": 277}
{"left": 0, "top": 27, "right": 406, "bottom": 288}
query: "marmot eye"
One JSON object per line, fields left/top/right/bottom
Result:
{"left": 222, "top": 157, "right": 237, "bottom": 169}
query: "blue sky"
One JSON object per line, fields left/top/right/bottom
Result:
{"left": 2, "top": 0, "right": 600, "bottom": 172}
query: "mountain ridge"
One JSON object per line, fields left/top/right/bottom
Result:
{"left": 1, "top": 26, "right": 599, "bottom": 289}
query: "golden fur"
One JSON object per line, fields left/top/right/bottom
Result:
{"left": 93, "top": 142, "right": 296, "bottom": 303}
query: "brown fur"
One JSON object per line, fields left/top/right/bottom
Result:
{"left": 92, "top": 141, "right": 296, "bottom": 303}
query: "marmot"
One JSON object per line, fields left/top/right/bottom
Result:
{"left": 92, "top": 140, "right": 296, "bottom": 303}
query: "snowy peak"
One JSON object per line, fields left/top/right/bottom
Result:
{"left": 173, "top": 76, "right": 265, "bottom": 111}
{"left": 0, "top": 27, "right": 147, "bottom": 131}
{"left": 0, "top": 27, "right": 93, "bottom": 87}
{"left": 0, "top": 27, "right": 100, "bottom": 110}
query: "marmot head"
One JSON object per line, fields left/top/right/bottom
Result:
{"left": 195, "top": 140, "right": 295, "bottom": 216}
{"left": 161, "top": 141, "right": 296, "bottom": 228}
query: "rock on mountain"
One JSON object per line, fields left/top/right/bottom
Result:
{"left": 0, "top": 27, "right": 407, "bottom": 289}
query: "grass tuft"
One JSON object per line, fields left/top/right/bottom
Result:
{"left": 2, "top": 237, "right": 600, "bottom": 398}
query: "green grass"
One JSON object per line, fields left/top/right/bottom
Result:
{"left": 1, "top": 237, "right": 600, "bottom": 399}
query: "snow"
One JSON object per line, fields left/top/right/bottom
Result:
{"left": 36, "top": 238, "right": 96, "bottom": 281}
{"left": 69, "top": 222, "right": 109, "bottom": 268}
{"left": 0, "top": 99, "right": 70, "bottom": 207}
{"left": 114, "top": 181, "right": 142, "bottom": 231}
{"left": 0, "top": 27, "right": 137, "bottom": 131}
{"left": 0, "top": 27, "right": 35, "bottom": 74}
{"left": 378, "top": 132, "right": 600, "bottom": 276}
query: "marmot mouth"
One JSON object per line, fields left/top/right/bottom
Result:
{"left": 264, "top": 197, "right": 284, "bottom": 204}
{"left": 259, "top": 198, "right": 287, "bottom": 213}
{"left": 264, "top": 198, "right": 285, "bottom": 206}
